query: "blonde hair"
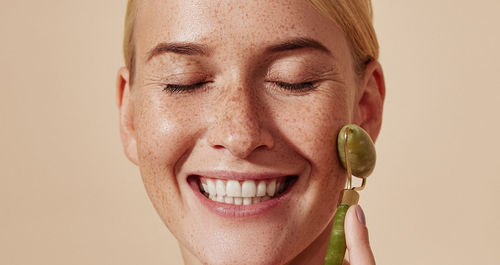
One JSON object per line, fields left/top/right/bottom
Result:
{"left": 307, "top": 0, "right": 379, "bottom": 75}
{"left": 123, "top": 0, "right": 139, "bottom": 83}
{"left": 122, "top": 0, "right": 379, "bottom": 81}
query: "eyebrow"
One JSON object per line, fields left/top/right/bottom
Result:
{"left": 145, "top": 37, "right": 332, "bottom": 62}
{"left": 146, "top": 42, "right": 210, "bottom": 62}
{"left": 265, "top": 37, "right": 332, "bottom": 55}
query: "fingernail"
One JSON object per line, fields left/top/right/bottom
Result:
{"left": 356, "top": 205, "right": 366, "bottom": 226}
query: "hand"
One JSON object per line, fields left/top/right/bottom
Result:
{"left": 343, "top": 205, "right": 376, "bottom": 265}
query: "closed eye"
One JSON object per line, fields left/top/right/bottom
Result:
{"left": 163, "top": 81, "right": 211, "bottom": 93}
{"left": 272, "top": 81, "right": 317, "bottom": 91}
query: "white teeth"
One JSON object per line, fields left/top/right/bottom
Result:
{"left": 242, "top": 180, "right": 256, "bottom": 197}
{"left": 257, "top": 181, "right": 266, "bottom": 196}
{"left": 207, "top": 179, "right": 216, "bottom": 194}
{"left": 199, "top": 177, "right": 290, "bottom": 205}
{"left": 224, "top": 196, "right": 234, "bottom": 204}
{"left": 267, "top": 180, "right": 276, "bottom": 196}
{"left": 216, "top": 179, "right": 226, "bottom": 196}
{"left": 243, "top": 197, "right": 252, "bottom": 205}
{"left": 226, "top": 180, "right": 241, "bottom": 197}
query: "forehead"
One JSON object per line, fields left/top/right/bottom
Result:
{"left": 134, "top": 0, "right": 351, "bottom": 64}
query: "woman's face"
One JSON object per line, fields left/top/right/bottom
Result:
{"left": 118, "top": 0, "right": 381, "bottom": 264}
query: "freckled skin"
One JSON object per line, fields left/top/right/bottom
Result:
{"left": 117, "top": 0, "right": 383, "bottom": 265}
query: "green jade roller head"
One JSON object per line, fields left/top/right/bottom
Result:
{"left": 324, "top": 124, "right": 376, "bottom": 265}
{"left": 337, "top": 124, "right": 376, "bottom": 179}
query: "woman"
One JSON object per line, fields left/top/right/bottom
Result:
{"left": 116, "top": 0, "right": 385, "bottom": 264}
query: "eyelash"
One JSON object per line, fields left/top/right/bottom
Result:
{"left": 163, "top": 81, "right": 317, "bottom": 93}
{"left": 271, "top": 81, "right": 317, "bottom": 91}
{"left": 163, "top": 81, "right": 210, "bottom": 93}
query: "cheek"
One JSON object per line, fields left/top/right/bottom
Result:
{"left": 134, "top": 92, "right": 200, "bottom": 168}
{"left": 133, "top": 92, "right": 202, "bottom": 224}
{"left": 266, "top": 89, "right": 352, "bottom": 219}
{"left": 268, "top": 91, "right": 352, "bottom": 172}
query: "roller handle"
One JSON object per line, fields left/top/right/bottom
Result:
{"left": 324, "top": 189, "right": 359, "bottom": 265}
{"left": 324, "top": 204, "right": 349, "bottom": 265}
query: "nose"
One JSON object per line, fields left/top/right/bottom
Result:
{"left": 206, "top": 87, "right": 274, "bottom": 159}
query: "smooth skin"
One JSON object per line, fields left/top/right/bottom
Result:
{"left": 116, "top": 0, "right": 384, "bottom": 264}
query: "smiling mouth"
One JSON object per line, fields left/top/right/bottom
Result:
{"left": 188, "top": 175, "right": 298, "bottom": 206}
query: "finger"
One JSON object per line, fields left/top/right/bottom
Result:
{"left": 344, "top": 205, "right": 376, "bottom": 265}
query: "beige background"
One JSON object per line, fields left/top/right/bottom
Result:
{"left": 1, "top": 1, "right": 499, "bottom": 264}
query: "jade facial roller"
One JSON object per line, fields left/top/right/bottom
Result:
{"left": 324, "top": 124, "right": 376, "bottom": 265}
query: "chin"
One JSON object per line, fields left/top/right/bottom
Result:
{"left": 187, "top": 228, "right": 293, "bottom": 265}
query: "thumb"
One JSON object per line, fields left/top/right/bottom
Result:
{"left": 344, "top": 205, "right": 376, "bottom": 265}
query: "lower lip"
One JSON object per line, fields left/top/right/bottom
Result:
{"left": 188, "top": 176, "right": 296, "bottom": 218}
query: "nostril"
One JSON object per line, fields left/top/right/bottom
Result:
{"left": 208, "top": 133, "right": 269, "bottom": 158}
{"left": 212, "top": 144, "right": 225, "bottom": 150}
{"left": 256, "top": 144, "right": 270, "bottom": 151}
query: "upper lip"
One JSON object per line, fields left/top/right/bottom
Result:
{"left": 188, "top": 170, "right": 294, "bottom": 181}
